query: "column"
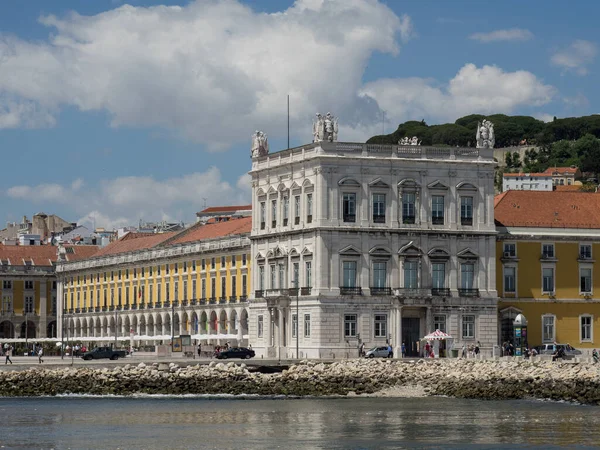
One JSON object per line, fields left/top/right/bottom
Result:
{"left": 39, "top": 280, "right": 48, "bottom": 338}
{"left": 277, "top": 307, "right": 284, "bottom": 359}
{"left": 426, "top": 306, "right": 433, "bottom": 335}
{"left": 56, "top": 277, "right": 64, "bottom": 341}
{"left": 396, "top": 306, "right": 403, "bottom": 357}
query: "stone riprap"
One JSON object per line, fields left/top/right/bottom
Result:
{"left": 1, "top": 359, "right": 600, "bottom": 404}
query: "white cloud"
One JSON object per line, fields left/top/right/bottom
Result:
{"left": 360, "top": 63, "right": 555, "bottom": 125}
{"left": 551, "top": 40, "right": 597, "bottom": 75}
{"left": 0, "top": 0, "right": 411, "bottom": 149}
{"left": 534, "top": 113, "right": 554, "bottom": 123}
{"left": 5, "top": 168, "right": 250, "bottom": 229}
{"left": 469, "top": 28, "right": 533, "bottom": 43}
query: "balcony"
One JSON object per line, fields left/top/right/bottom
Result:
{"left": 579, "top": 253, "right": 593, "bottom": 261}
{"left": 370, "top": 287, "right": 392, "bottom": 296}
{"left": 229, "top": 295, "right": 237, "bottom": 302}
{"left": 68, "top": 308, "right": 74, "bottom": 314}
{"left": 395, "top": 288, "right": 431, "bottom": 298}
{"left": 294, "top": 217, "right": 300, "bottom": 225}
{"left": 307, "top": 215, "right": 312, "bottom": 224}
{"left": 239, "top": 295, "right": 248, "bottom": 301}
{"left": 147, "top": 303, "right": 153, "bottom": 309}
{"left": 373, "top": 215, "right": 386, "bottom": 224}
{"left": 432, "top": 216, "right": 444, "bottom": 225}
{"left": 181, "top": 299, "right": 188, "bottom": 306}
{"left": 271, "top": 220, "right": 276, "bottom": 228}
{"left": 199, "top": 298, "right": 207, "bottom": 305}
{"left": 173, "top": 300, "right": 179, "bottom": 307}
{"left": 458, "top": 288, "right": 479, "bottom": 297}
{"left": 283, "top": 218, "right": 288, "bottom": 226}
{"left": 123, "top": 305, "right": 130, "bottom": 310}
{"left": 402, "top": 216, "right": 415, "bottom": 225}
{"left": 209, "top": 297, "right": 217, "bottom": 305}
{"left": 255, "top": 290, "right": 265, "bottom": 298}
{"left": 219, "top": 297, "right": 227, "bottom": 304}
{"left": 431, "top": 288, "right": 451, "bottom": 297}
{"left": 300, "top": 287, "right": 312, "bottom": 296}
{"left": 102, "top": 306, "right": 108, "bottom": 312}
{"left": 343, "top": 214, "right": 356, "bottom": 223}
{"left": 155, "top": 302, "right": 162, "bottom": 308}
{"left": 340, "top": 286, "right": 362, "bottom": 296}
{"left": 461, "top": 217, "right": 473, "bottom": 226}
{"left": 75, "top": 308, "right": 81, "bottom": 314}
{"left": 95, "top": 307, "right": 101, "bottom": 312}
{"left": 131, "top": 304, "right": 138, "bottom": 310}
{"left": 190, "top": 299, "right": 197, "bottom": 305}
{"left": 260, "top": 222, "right": 265, "bottom": 230}
{"left": 109, "top": 306, "right": 115, "bottom": 311}
{"left": 164, "top": 301, "right": 171, "bottom": 307}
{"left": 116, "top": 305, "right": 122, "bottom": 311}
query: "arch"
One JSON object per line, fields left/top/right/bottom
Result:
{"left": 209, "top": 311, "right": 218, "bottom": 335}
{"left": 428, "top": 247, "right": 450, "bottom": 260}
{"left": 46, "top": 321, "right": 57, "bottom": 338}
{"left": 172, "top": 312, "right": 180, "bottom": 336}
{"left": 368, "top": 178, "right": 389, "bottom": 188}
{"left": 301, "top": 246, "right": 313, "bottom": 256}
{"left": 267, "top": 186, "right": 277, "bottom": 195}
{"left": 139, "top": 315, "right": 147, "bottom": 335}
{"left": 219, "top": 310, "right": 228, "bottom": 334}
{"left": 124, "top": 316, "right": 131, "bottom": 335}
{"left": 456, "top": 181, "right": 478, "bottom": 191}
{"left": 277, "top": 182, "right": 288, "bottom": 192}
{"left": 398, "top": 178, "right": 420, "bottom": 188}
{"left": 0, "top": 321, "right": 14, "bottom": 339}
{"left": 163, "top": 313, "right": 171, "bottom": 336}
{"left": 190, "top": 311, "right": 199, "bottom": 334}
{"left": 289, "top": 248, "right": 300, "bottom": 257}
{"left": 338, "top": 177, "right": 360, "bottom": 187}
{"left": 290, "top": 181, "right": 301, "bottom": 190}
{"left": 399, "top": 241, "right": 423, "bottom": 257}
{"left": 302, "top": 179, "right": 313, "bottom": 188}
{"left": 132, "top": 315, "right": 138, "bottom": 336}
{"left": 369, "top": 246, "right": 392, "bottom": 257}
{"left": 74, "top": 318, "right": 82, "bottom": 337}
{"left": 147, "top": 315, "right": 155, "bottom": 336}
{"left": 256, "top": 187, "right": 265, "bottom": 196}
{"left": 230, "top": 309, "right": 239, "bottom": 336}
{"left": 457, "top": 248, "right": 479, "bottom": 259}
{"left": 239, "top": 308, "right": 249, "bottom": 337}
{"left": 200, "top": 311, "right": 208, "bottom": 334}
{"left": 339, "top": 245, "right": 361, "bottom": 256}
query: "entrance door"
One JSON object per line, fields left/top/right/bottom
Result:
{"left": 402, "top": 317, "right": 420, "bottom": 357}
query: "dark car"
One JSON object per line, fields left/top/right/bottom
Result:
{"left": 534, "top": 343, "right": 582, "bottom": 358}
{"left": 215, "top": 347, "right": 255, "bottom": 359}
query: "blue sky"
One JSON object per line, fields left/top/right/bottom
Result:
{"left": 0, "top": 0, "right": 598, "bottom": 229}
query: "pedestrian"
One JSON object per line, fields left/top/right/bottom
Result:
{"left": 474, "top": 341, "right": 480, "bottom": 358}
{"left": 461, "top": 343, "right": 466, "bottom": 358}
{"left": 197, "top": 343, "right": 202, "bottom": 358}
{"left": 359, "top": 342, "right": 365, "bottom": 358}
{"left": 38, "top": 347, "right": 44, "bottom": 364}
{"left": 5, "top": 345, "right": 12, "bottom": 364}
{"left": 387, "top": 343, "right": 393, "bottom": 358}
{"left": 401, "top": 342, "right": 406, "bottom": 358}
{"left": 593, "top": 349, "right": 599, "bottom": 363}
{"left": 425, "top": 341, "right": 431, "bottom": 358}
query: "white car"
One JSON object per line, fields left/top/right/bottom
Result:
{"left": 365, "top": 346, "right": 393, "bottom": 358}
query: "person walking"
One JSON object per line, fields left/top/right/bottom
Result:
{"left": 592, "top": 349, "right": 599, "bottom": 363}
{"left": 5, "top": 345, "right": 12, "bottom": 364}
{"left": 401, "top": 342, "right": 406, "bottom": 358}
{"left": 197, "top": 343, "right": 202, "bottom": 358}
{"left": 359, "top": 342, "right": 365, "bottom": 358}
{"left": 38, "top": 347, "right": 44, "bottom": 364}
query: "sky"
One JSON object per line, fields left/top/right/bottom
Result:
{"left": 0, "top": 0, "right": 598, "bottom": 230}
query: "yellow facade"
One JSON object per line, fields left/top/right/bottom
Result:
{"left": 497, "top": 238, "right": 600, "bottom": 349}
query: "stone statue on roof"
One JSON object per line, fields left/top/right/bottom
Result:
{"left": 313, "top": 112, "right": 338, "bottom": 142}
{"left": 251, "top": 131, "right": 269, "bottom": 158}
{"left": 476, "top": 119, "right": 495, "bottom": 149}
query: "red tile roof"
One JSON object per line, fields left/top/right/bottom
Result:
{"left": 502, "top": 172, "right": 549, "bottom": 178}
{"left": 197, "top": 205, "right": 252, "bottom": 215}
{"left": 495, "top": 190, "right": 600, "bottom": 229}
{"left": 554, "top": 185, "right": 582, "bottom": 192}
{"left": 543, "top": 167, "right": 578, "bottom": 175}
{"left": 166, "top": 216, "right": 252, "bottom": 246}
{"left": 93, "top": 232, "right": 177, "bottom": 258}
{"left": 0, "top": 244, "right": 98, "bottom": 266}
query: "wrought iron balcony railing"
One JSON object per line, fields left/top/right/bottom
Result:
{"left": 370, "top": 287, "right": 392, "bottom": 296}
{"left": 340, "top": 286, "right": 362, "bottom": 295}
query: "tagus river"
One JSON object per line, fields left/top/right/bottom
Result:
{"left": 1, "top": 396, "right": 598, "bottom": 449}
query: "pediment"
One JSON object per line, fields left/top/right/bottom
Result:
{"left": 428, "top": 247, "right": 450, "bottom": 259}
{"left": 267, "top": 186, "right": 277, "bottom": 195}
{"left": 290, "top": 181, "right": 301, "bottom": 190}
{"left": 427, "top": 180, "right": 448, "bottom": 190}
{"left": 302, "top": 179, "right": 313, "bottom": 188}
{"left": 289, "top": 248, "right": 299, "bottom": 257}
{"left": 398, "top": 178, "right": 420, "bottom": 188}
{"left": 457, "top": 248, "right": 478, "bottom": 259}
{"left": 277, "top": 182, "right": 288, "bottom": 192}
{"left": 457, "top": 182, "right": 478, "bottom": 191}
{"left": 369, "top": 246, "right": 391, "bottom": 257}
{"left": 256, "top": 188, "right": 266, "bottom": 196}
{"left": 339, "top": 245, "right": 361, "bottom": 256}
{"left": 368, "top": 178, "right": 389, "bottom": 188}
{"left": 255, "top": 251, "right": 265, "bottom": 260}
{"left": 301, "top": 246, "right": 313, "bottom": 256}
{"left": 338, "top": 177, "right": 360, "bottom": 187}
{"left": 399, "top": 241, "right": 423, "bottom": 257}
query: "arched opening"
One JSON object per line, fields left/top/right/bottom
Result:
{"left": 20, "top": 320, "right": 36, "bottom": 339}
{"left": 0, "top": 321, "right": 15, "bottom": 339}
{"left": 47, "top": 320, "right": 57, "bottom": 338}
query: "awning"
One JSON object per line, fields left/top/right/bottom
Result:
{"left": 422, "top": 329, "right": 453, "bottom": 340}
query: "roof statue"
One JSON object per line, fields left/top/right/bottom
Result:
{"left": 313, "top": 112, "right": 338, "bottom": 143}
{"left": 476, "top": 119, "right": 495, "bottom": 149}
{"left": 398, "top": 136, "right": 421, "bottom": 146}
{"left": 251, "top": 131, "right": 269, "bottom": 158}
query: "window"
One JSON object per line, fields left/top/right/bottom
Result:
{"left": 372, "top": 262, "right": 387, "bottom": 288}
{"left": 344, "top": 314, "right": 357, "bottom": 337}
{"left": 211, "top": 278, "right": 216, "bottom": 299}
{"left": 278, "top": 263, "right": 285, "bottom": 289}
{"left": 432, "top": 263, "right": 445, "bottom": 289}
{"left": 292, "top": 314, "right": 298, "bottom": 338}
{"left": 306, "top": 193, "right": 313, "bottom": 223}
{"left": 283, "top": 196, "right": 289, "bottom": 226}
{"left": 126, "top": 287, "right": 130, "bottom": 304}
{"left": 503, "top": 243, "right": 516, "bottom": 258}
{"left": 242, "top": 254, "right": 247, "bottom": 266}
{"left": 542, "top": 244, "right": 555, "bottom": 259}
{"left": 231, "top": 276, "right": 236, "bottom": 297}
{"left": 183, "top": 280, "right": 188, "bottom": 300}
{"left": 305, "top": 261, "right": 312, "bottom": 288}
{"left": 580, "top": 268, "right": 592, "bottom": 293}
{"left": 242, "top": 274, "right": 247, "bottom": 296}
{"left": 580, "top": 244, "right": 592, "bottom": 260}
{"left": 462, "top": 315, "right": 475, "bottom": 339}
{"left": 404, "top": 261, "right": 418, "bottom": 289}
{"left": 231, "top": 256, "right": 236, "bottom": 268}
{"left": 258, "top": 266, "right": 265, "bottom": 291}
{"left": 201, "top": 259, "right": 206, "bottom": 271}
{"left": 211, "top": 258, "right": 216, "bottom": 270}
{"left": 293, "top": 262, "right": 299, "bottom": 288}
{"left": 192, "top": 260, "right": 196, "bottom": 271}
{"left": 24, "top": 280, "right": 34, "bottom": 290}
{"left": 118, "top": 270, "right": 122, "bottom": 280}
{"left": 372, "top": 193, "right": 385, "bottom": 223}
{"left": 141, "top": 268, "right": 145, "bottom": 277}
{"left": 25, "top": 295, "right": 34, "bottom": 313}
{"left": 270, "top": 264, "right": 276, "bottom": 289}
{"left": 126, "top": 269, "right": 130, "bottom": 278}
{"left": 434, "top": 315, "right": 446, "bottom": 333}
{"left": 542, "top": 315, "right": 555, "bottom": 342}
{"left": 460, "top": 263, "right": 474, "bottom": 289}
{"left": 260, "top": 202, "right": 266, "bottom": 229}
{"left": 158, "top": 283, "right": 162, "bottom": 302}
{"left": 342, "top": 261, "right": 357, "bottom": 287}
{"left": 581, "top": 315, "right": 592, "bottom": 342}
{"left": 2, "top": 280, "right": 11, "bottom": 290}
{"left": 134, "top": 268, "right": 137, "bottom": 278}
{"left": 402, "top": 192, "right": 416, "bottom": 224}
{"left": 149, "top": 285, "right": 153, "bottom": 303}
{"left": 271, "top": 199, "right": 277, "bottom": 227}
{"left": 504, "top": 267, "right": 516, "bottom": 293}
{"left": 1, "top": 296, "right": 12, "bottom": 314}
{"left": 343, "top": 193, "right": 356, "bottom": 222}
{"left": 157, "top": 265, "right": 161, "bottom": 276}
{"left": 294, "top": 196, "right": 300, "bottom": 224}
{"left": 221, "top": 277, "right": 226, "bottom": 298}
{"left": 258, "top": 315, "right": 264, "bottom": 338}
{"left": 221, "top": 256, "right": 226, "bottom": 268}
{"left": 304, "top": 314, "right": 311, "bottom": 337}
{"left": 542, "top": 267, "right": 554, "bottom": 293}
{"left": 201, "top": 279, "right": 206, "bottom": 299}
{"left": 183, "top": 261, "right": 187, "bottom": 272}
{"left": 166, "top": 282, "right": 170, "bottom": 301}
{"left": 432, "top": 195, "right": 444, "bottom": 224}
{"left": 460, "top": 196, "right": 473, "bottom": 226}
{"left": 374, "top": 314, "right": 387, "bottom": 338}
{"left": 117, "top": 287, "right": 122, "bottom": 305}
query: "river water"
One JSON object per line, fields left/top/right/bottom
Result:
{"left": 0, "top": 396, "right": 598, "bottom": 449}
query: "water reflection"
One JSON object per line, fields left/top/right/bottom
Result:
{"left": 0, "top": 396, "right": 598, "bottom": 449}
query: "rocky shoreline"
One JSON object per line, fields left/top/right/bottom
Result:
{"left": 1, "top": 359, "right": 599, "bottom": 404}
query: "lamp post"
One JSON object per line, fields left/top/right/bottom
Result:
{"left": 171, "top": 299, "right": 175, "bottom": 348}
{"left": 114, "top": 305, "right": 118, "bottom": 349}
{"left": 295, "top": 284, "right": 299, "bottom": 360}
{"left": 25, "top": 311, "right": 28, "bottom": 356}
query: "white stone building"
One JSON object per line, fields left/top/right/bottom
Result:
{"left": 249, "top": 141, "right": 498, "bottom": 359}
{"left": 502, "top": 173, "right": 553, "bottom": 192}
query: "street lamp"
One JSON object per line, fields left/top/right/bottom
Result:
{"left": 114, "top": 305, "right": 118, "bottom": 348}
{"left": 25, "top": 311, "right": 28, "bottom": 356}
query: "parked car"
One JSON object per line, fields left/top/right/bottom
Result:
{"left": 81, "top": 346, "right": 127, "bottom": 360}
{"left": 535, "top": 343, "right": 582, "bottom": 357}
{"left": 215, "top": 347, "right": 255, "bottom": 359}
{"left": 365, "top": 346, "right": 392, "bottom": 358}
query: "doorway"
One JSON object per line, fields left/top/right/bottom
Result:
{"left": 402, "top": 317, "right": 420, "bottom": 357}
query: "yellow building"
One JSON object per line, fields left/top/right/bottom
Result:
{"left": 495, "top": 190, "right": 600, "bottom": 350}
{"left": 57, "top": 216, "right": 252, "bottom": 345}
{"left": 0, "top": 243, "right": 97, "bottom": 340}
